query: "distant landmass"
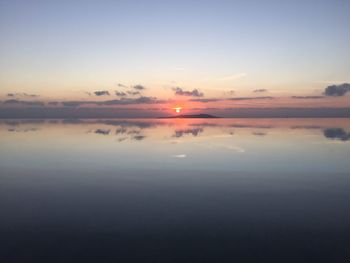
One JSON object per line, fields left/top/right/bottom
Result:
{"left": 159, "top": 114, "right": 219, "bottom": 119}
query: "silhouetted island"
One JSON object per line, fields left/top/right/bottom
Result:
{"left": 159, "top": 114, "right": 219, "bottom": 119}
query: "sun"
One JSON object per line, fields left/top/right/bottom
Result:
{"left": 173, "top": 107, "right": 182, "bottom": 113}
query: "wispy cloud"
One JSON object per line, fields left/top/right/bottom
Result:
{"left": 115, "top": 91, "right": 127, "bottom": 97}
{"left": 228, "top": 96, "right": 274, "bottom": 101}
{"left": 127, "top": 91, "right": 141, "bottom": 96}
{"left": 117, "top": 83, "right": 128, "bottom": 88}
{"left": 190, "top": 98, "right": 222, "bottom": 102}
{"left": 7, "top": 92, "right": 39, "bottom": 98}
{"left": 253, "top": 89, "right": 268, "bottom": 93}
{"left": 220, "top": 73, "right": 247, "bottom": 81}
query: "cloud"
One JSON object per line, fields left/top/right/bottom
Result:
{"left": 99, "top": 96, "right": 164, "bottom": 105}
{"left": 324, "top": 83, "right": 350, "bottom": 96}
{"left": 228, "top": 96, "right": 274, "bottom": 101}
{"left": 60, "top": 96, "right": 166, "bottom": 107}
{"left": 291, "top": 96, "right": 324, "bottom": 99}
{"left": 115, "top": 91, "right": 127, "bottom": 97}
{"left": 173, "top": 87, "right": 204, "bottom": 97}
{"left": 220, "top": 73, "right": 247, "bottom": 81}
{"left": 117, "top": 83, "right": 127, "bottom": 88}
{"left": 7, "top": 92, "right": 39, "bottom": 97}
{"left": 133, "top": 85, "right": 146, "bottom": 90}
{"left": 127, "top": 91, "right": 141, "bottom": 96}
{"left": 3, "top": 99, "right": 44, "bottom": 106}
{"left": 94, "top": 90, "right": 110, "bottom": 96}
{"left": 190, "top": 98, "right": 222, "bottom": 102}
{"left": 253, "top": 89, "right": 267, "bottom": 93}
{"left": 189, "top": 96, "right": 275, "bottom": 103}
{"left": 323, "top": 128, "right": 350, "bottom": 141}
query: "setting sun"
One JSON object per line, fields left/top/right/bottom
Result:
{"left": 173, "top": 107, "right": 182, "bottom": 113}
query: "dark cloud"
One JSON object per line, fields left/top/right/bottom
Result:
{"left": 324, "top": 83, "right": 350, "bottom": 96}
{"left": 127, "top": 91, "right": 141, "bottom": 96}
{"left": 174, "top": 128, "right": 203, "bottom": 138}
{"left": 95, "top": 129, "right": 110, "bottom": 135}
{"left": 115, "top": 91, "right": 127, "bottom": 97}
{"left": 190, "top": 98, "right": 222, "bottom": 103}
{"left": 323, "top": 128, "right": 350, "bottom": 141}
{"left": 94, "top": 90, "right": 110, "bottom": 96}
{"left": 60, "top": 96, "right": 165, "bottom": 107}
{"left": 291, "top": 96, "right": 324, "bottom": 99}
{"left": 3, "top": 99, "right": 45, "bottom": 106}
{"left": 133, "top": 85, "right": 145, "bottom": 90}
{"left": 253, "top": 89, "right": 268, "bottom": 93}
{"left": 228, "top": 96, "right": 274, "bottom": 101}
{"left": 99, "top": 96, "right": 165, "bottom": 106}
{"left": 7, "top": 93, "right": 15, "bottom": 97}
{"left": 173, "top": 87, "right": 203, "bottom": 97}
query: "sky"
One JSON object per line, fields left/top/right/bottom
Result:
{"left": 0, "top": 0, "right": 350, "bottom": 117}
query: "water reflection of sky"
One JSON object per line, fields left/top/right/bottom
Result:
{"left": 1, "top": 118, "right": 349, "bottom": 174}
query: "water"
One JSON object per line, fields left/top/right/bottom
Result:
{"left": 1, "top": 118, "right": 350, "bottom": 262}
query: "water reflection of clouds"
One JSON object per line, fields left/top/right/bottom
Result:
{"left": 173, "top": 128, "right": 203, "bottom": 138}
{"left": 323, "top": 128, "right": 350, "bottom": 141}
{"left": 7, "top": 127, "right": 39, "bottom": 132}
{"left": 95, "top": 129, "right": 110, "bottom": 135}
{"left": 1, "top": 119, "right": 350, "bottom": 142}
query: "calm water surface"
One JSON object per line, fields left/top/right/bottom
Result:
{"left": 1, "top": 118, "right": 350, "bottom": 262}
